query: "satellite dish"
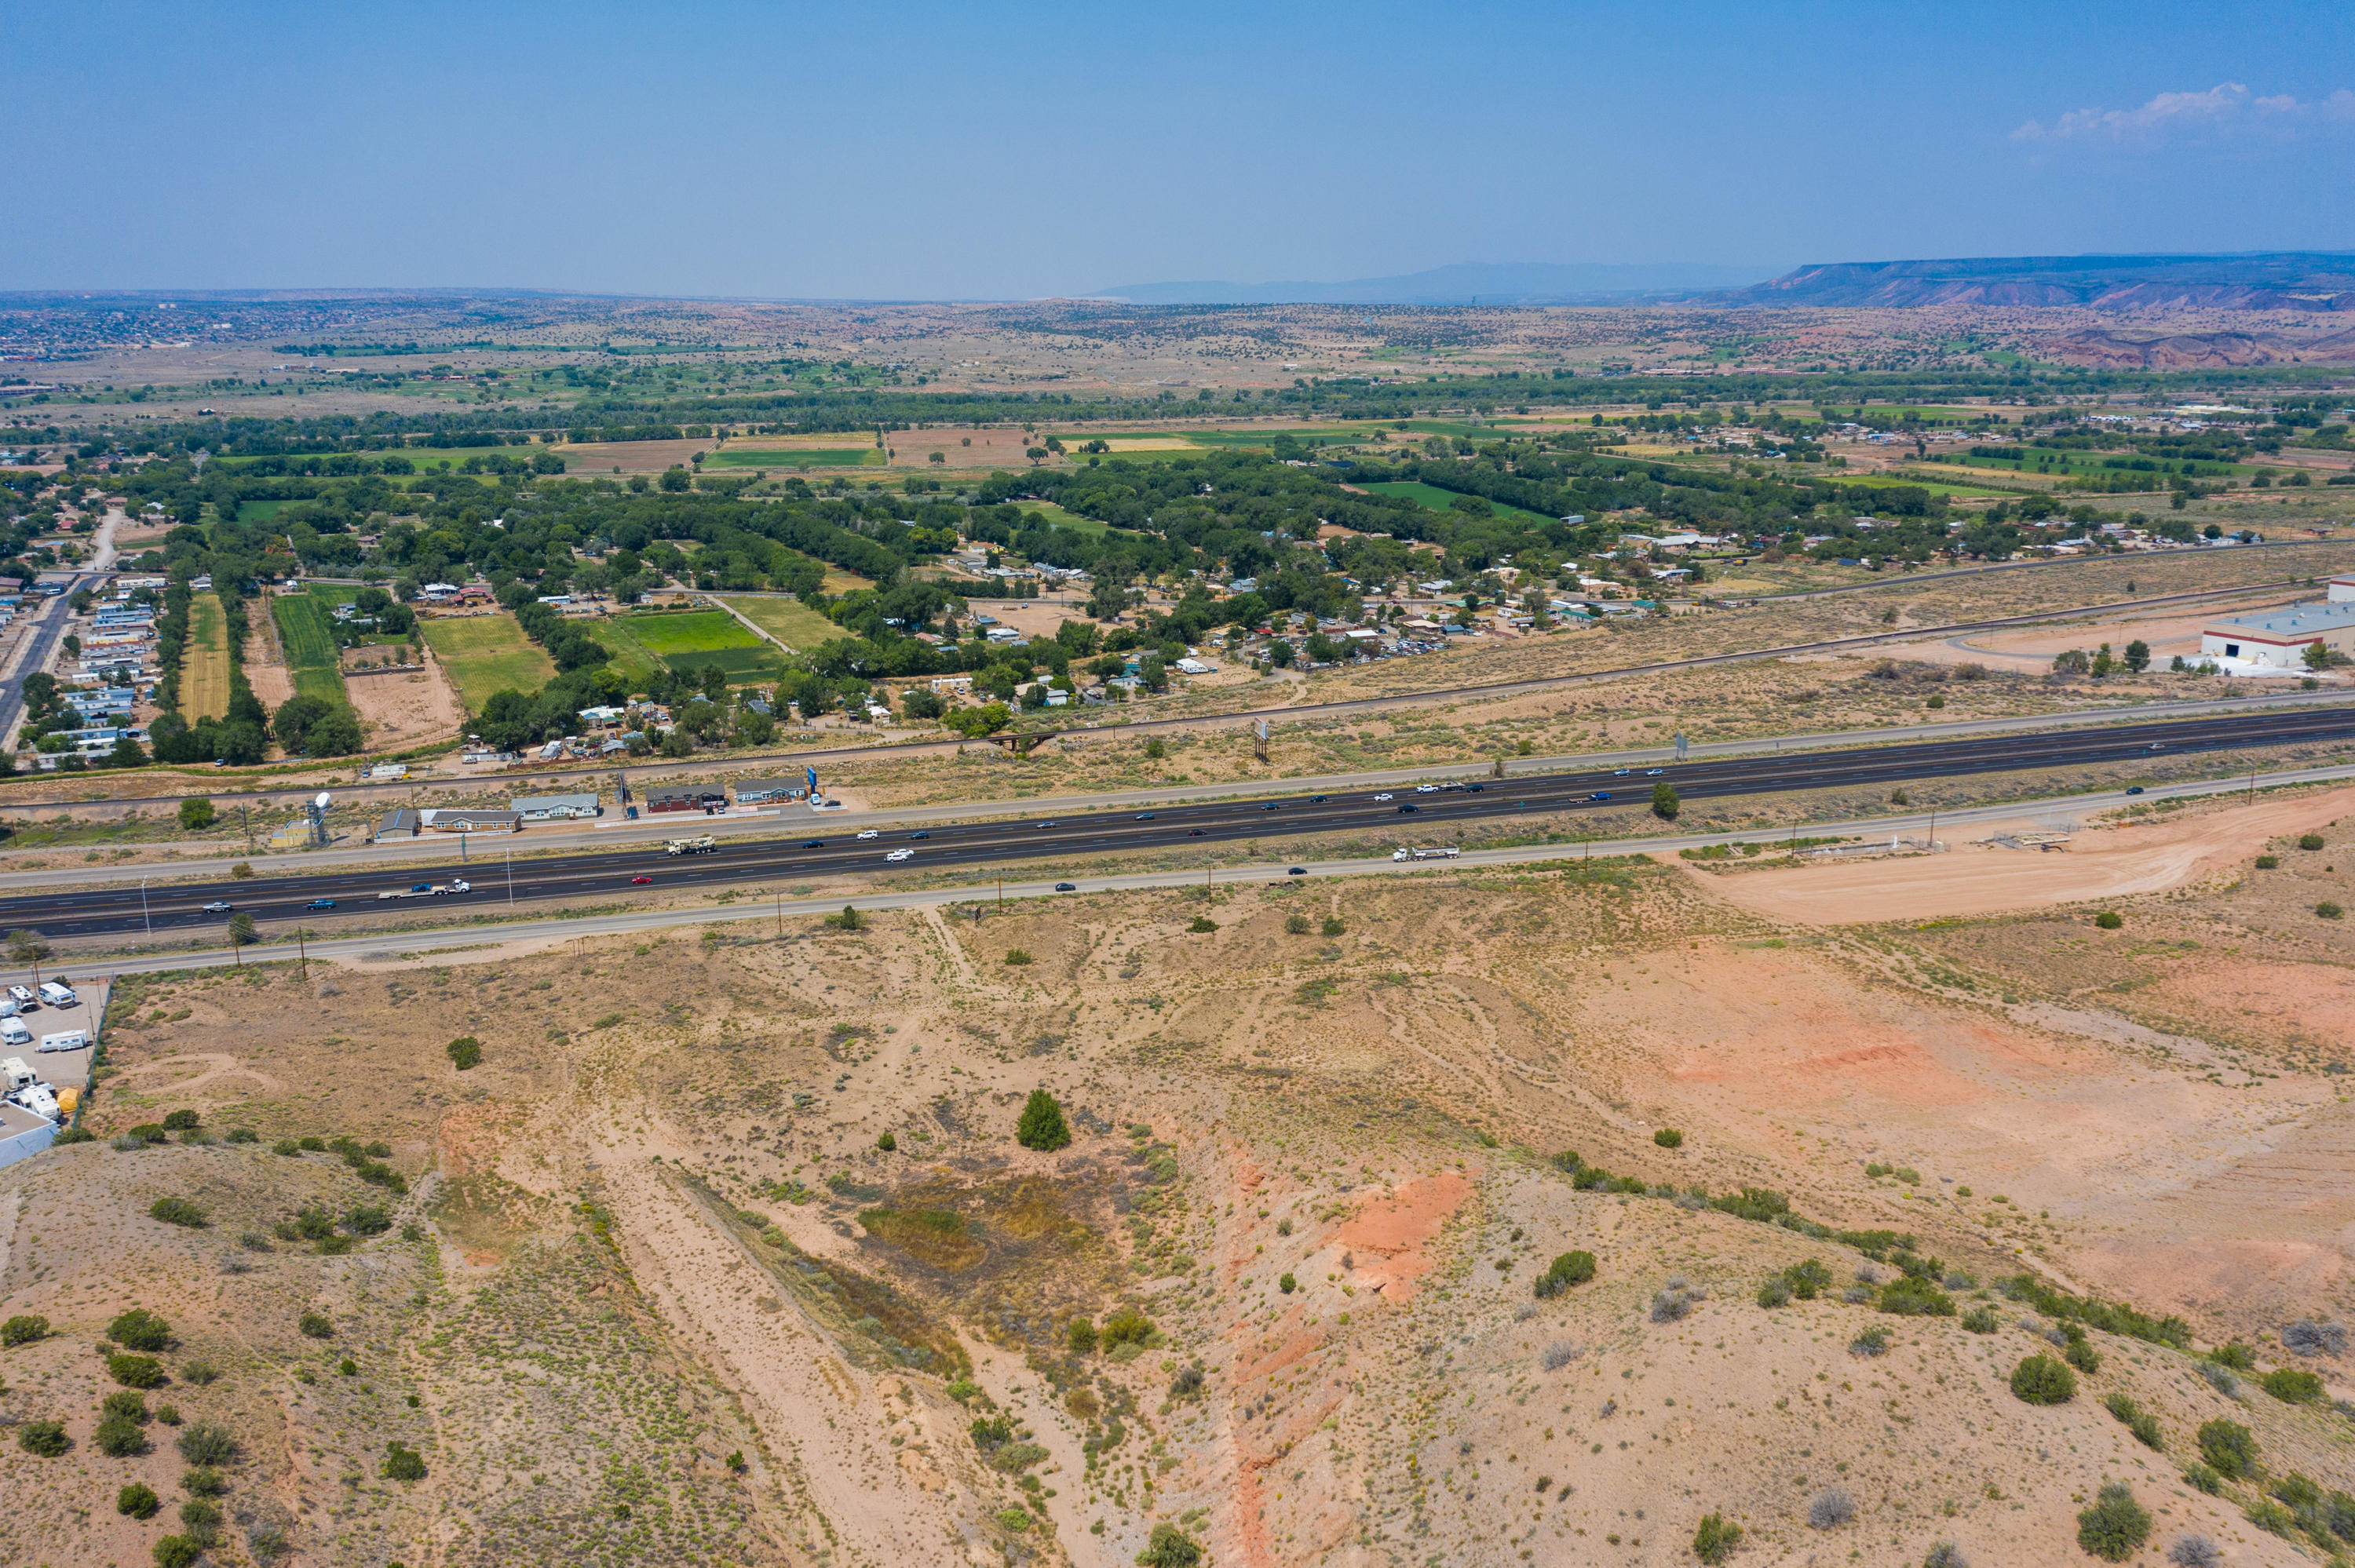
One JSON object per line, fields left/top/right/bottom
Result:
{"left": 314, "top": 792, "right": 332, "bottom": 810}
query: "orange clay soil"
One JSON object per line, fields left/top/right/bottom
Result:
{"left": 1687, "top": 782, "right": 2355, "bottom": 924}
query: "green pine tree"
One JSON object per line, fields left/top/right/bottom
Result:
{"left": 1016, "top": 1088, "right": 1071, "bottom": 1152}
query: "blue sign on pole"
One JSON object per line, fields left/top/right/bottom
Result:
{"left": 805, "top": 765, "right": 818, "bottom": 797}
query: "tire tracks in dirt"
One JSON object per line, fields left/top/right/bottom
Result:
{"left": 584, "top": 1128, "right": 993, "bottom": 1568}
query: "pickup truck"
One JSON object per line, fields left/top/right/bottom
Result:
{"left": 377, "top": 881, "right": 470, "bottom": 900}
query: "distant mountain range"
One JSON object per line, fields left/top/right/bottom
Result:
{"left": 1083, "top": 261, "right": 1778, "bottom": 306}
{"left": 1700, "top": 252, "right": 2355, "bottom": 312}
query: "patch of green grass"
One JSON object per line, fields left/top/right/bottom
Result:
{"left": 419, "top": 613, "right": 556, "bottom": 712}
{"left": 717, "top": 596, "right": 842, "bottom": 650}
{"left": 268, "top": 593, "right": 349, "bottom": 704}
{"left": 234, "top": 499, "right": 286, "bottom": 524}
{"left": 1358, "top": 480, "right": 1560, "bottom": 527}
{"left": 181, "top": 594, "right": 233, "bottom": 720}
{"left": 611, "top": 610, "right": 761, "bottom": 658}
{"left": 597, "top": 610, "right": 773, "bottom": 684}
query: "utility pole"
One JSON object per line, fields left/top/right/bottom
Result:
{"left": 294, "top": 925, "right": 308, "bottom": 980}
{"left": 506, "top": 849, "right": 513, "bottom": 905}
{"left": 241, "top": 804, "right": 252, "bottom": 854}
{"left": 140, "top": 877, "right": 150, "bottom": 936}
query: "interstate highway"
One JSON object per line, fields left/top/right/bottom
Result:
{"left": 13, "top": 705, "right": 2355, "bottom": 941}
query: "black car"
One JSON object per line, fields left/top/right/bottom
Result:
{"left": 1054, "top": 881, "right": 1077, "bottom": 892}
{"left": 1397, "top": 804, "right": 1418, "bottom": 813}
{"left": 1286, "top": 866, "right": 1307, "bottom": 876}
{"left": 2125, "top": 786, "right": 2145, "bottom": 796}
{"left": 908, "top": 830, "right": 931, "bottom": 840}
{"left": 1309, "top": 795, "right": 1327, "bottom": 804}
{"left": 1188, "top": 828, "right": 1207, "bottom": 837}
{"left": 1466, "top": 783, "right": 1484, "bottom": 792}
{"left": 801, "top": 839, "right": 825, "bottom": 848}
{"left": 1260, "top": 803, "right": 1278, "bottom": 811}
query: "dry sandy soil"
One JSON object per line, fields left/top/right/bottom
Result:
{"left": 1696, "top": 782, "right": 2355, "bottom": 924}
{"left": 9, "top": 785, "right": 2355, "bottom": 1566}
{"left": 341, "top": 655, "right": 469, "bottom": 752}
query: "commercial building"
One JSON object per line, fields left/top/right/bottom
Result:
{"left": 2199, "top": 601, "right": 2355, "bottom": 671}
{"left": 511, "top": 793, "right": 602, "bottom": 822}
{"left": 645, "top": 786, "right": 727, "bottom": 813}
{"left": 418, "top": 808, "right": 523, "bottom": 833}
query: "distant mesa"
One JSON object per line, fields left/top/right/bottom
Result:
{"left": 1702, "top": 251, "right": 2355, "bottom": 313}
{"left": 1083, "top": 261, "right": 1778, "bottom": 307}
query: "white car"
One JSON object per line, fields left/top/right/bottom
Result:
{"left": 885, "top": 848, "right": 915, "bottom": 862}
{"left": 856, "top": 830, "right": 880, "bottom": 841}
{"left": 1373, "top": 793, "right": 1393, "bottom": 802}
{"left": 1415, "top": 783, "right": 1440, "bottom": 793}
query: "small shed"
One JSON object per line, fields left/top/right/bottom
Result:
{"left": 374, "top": 807, "right": 421, "bottom": 841}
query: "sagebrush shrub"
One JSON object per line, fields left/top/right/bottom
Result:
{"left": 2167, "top": 1533, "right": 2222, "bottom": 1567}
{"left": 109, "top": 1307, "right": 171, "bottom": 1351}
{"left": 2261, "top": 1368, "right": 2324, "bottom": 1404}
{"left": 2196, "top": 1419, "right": 2255, "bottom": 1478}
{"left": 16, "top": 1420, "right": 68, "bottom": 1457}
{"left": 2010, "top": 1355, "right": 2075, "bottom": 1405}
{"left": 108, "top": 1353, "right": 166, "bottom": 1388}
{"left": 175, "top": 1422, "right": 239, "bottom": 1467}
{"left": 2281, "top": 1318, "right": 2347, "bottom": 1358}
{"left": 2077, "top": 1481, "right": 2151, "bottom": 1563}
{"left": 1692, "top": 1511, "right": 1741, "bottom": 1564}
{"left": 1808, "top": 1487, "right": 1855, "bottom": 1529}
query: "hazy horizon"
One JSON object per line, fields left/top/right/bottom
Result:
{"left": 5, "top": 0, "right": 2350, "bottom": 299}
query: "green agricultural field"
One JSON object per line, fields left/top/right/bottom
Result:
{"left": 1843, "top": 471, "right": 2016, "bottom": 498}
{"left": 1017, "top": 500, "right": 1116, "bottom": 535}
{"left": 268, "top": 592, "right": 351, "bottom": 704}
{"left": 181, "top": 593, "right": 233, "bottom": 719}
{"left": 717, "top": 596, "right": 844, "bottom": 650}
{"left": 236, "top": 499, "right": 286, "bottom": 524}
{"left": 1357, "top": 480, "right": 1561, "bottom": 527}
{"left": 1927, "top": 447, "right": 2255, "bottom": 481}
{"left": 702, "top": 447, "right": 881, "bottom": 468}
{"left": 597, "top": 609, "right": 774, "bottom": 687}
{"left": 420, "top": 613, "right": 557, "bottom": 712}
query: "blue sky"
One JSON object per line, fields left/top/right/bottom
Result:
{"left": 6, "top": 0, "right": 2350, "bottom": 298}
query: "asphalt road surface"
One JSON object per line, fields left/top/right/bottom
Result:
{"left": 16, "top": 705, "right": 2355, "bottom": 940}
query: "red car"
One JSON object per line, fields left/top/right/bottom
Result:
{"left": 630, "top": 875, "right": 653, "bottom": 885}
